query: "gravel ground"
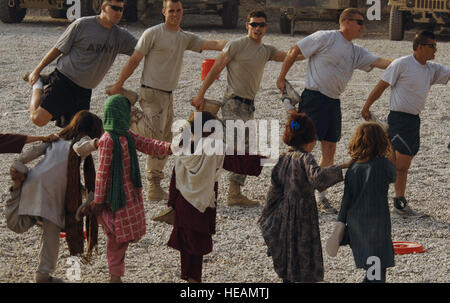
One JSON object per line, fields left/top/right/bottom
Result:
{"left": 0, "top": 7, "right": 448, "bottom": 283}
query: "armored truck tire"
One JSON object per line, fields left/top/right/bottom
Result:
{"left": 49, "top": 9, "right": 67, "bottom": 19}
{"left": 81, "top": 0, "right": 102, "bottom": 17}
{"left": 222, "top": 1, "right": 238, "bottom": 29}
{"left": 124, "top": 0, "right": 138, "bottom": 22}
{"left": 0, "top": 0, "right": 27, "bottom": 23}
{"left": 280, "top": 13, "right": 290, "bottom": 34}
{"left": 389, "top": 5, "right": 405, "bottom": 41}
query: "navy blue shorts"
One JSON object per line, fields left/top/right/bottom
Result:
{"left": 388, "top": 111, "right": 420, "bottom": 156}
{"left": 298, "top": 89, "right": 341, "bottom": 142}
{"left": 41, "top": 69, "right": 92, "bottom": 126}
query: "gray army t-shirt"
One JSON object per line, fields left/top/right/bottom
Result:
{"left": 135, "top": 23, "right": 205, "bottom": 92}
{"left": 298, "top": 30, "right": 378, "bottom": 99}
{"left": 223, "top": 36, "right": 278, "bottom": 100}
{"left": 55, "top": 16, "right": 137, "bottom": 89}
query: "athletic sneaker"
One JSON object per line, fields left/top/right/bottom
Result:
{"left": 392, "top": 197, "right": 427, "bottom": 218}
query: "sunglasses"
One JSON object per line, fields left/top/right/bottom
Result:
{"left": 108, "top": 5, "right": 124, "bottom": 12}
{"left": 421, "top": 43, "right": 436, "bottom": 49}
{"left": 249, "top": 22, "right": 267, "bottom": 28}
{"left": 347, "top": 18, "right": 364, "bottom": 26}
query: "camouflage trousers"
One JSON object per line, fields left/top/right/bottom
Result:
{"left": 221, "top": 96, "right": 255, "bottom": 186}
{"left": 130, "top": 87, "right": 173, "bottom": 180}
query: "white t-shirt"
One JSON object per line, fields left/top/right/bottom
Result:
{"left": 297, "top": 30, "right": 378, "bottom": 99}
{"left": 135, "top": 23, "right": 205, "bottom": 92}
{"left": 382, "top": 55, "right": 450, "bottom": 115}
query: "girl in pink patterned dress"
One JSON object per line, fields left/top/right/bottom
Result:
{"left": 90, "top": 95, "right": 171, "bottom": 283}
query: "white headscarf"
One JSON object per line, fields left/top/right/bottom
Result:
{"left": 174, "top": 132, "right": 225, "bottom": 213}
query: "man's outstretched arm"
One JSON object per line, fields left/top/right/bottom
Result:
{"left": 28, "top": 47, "right": 63, "bottom": 85}
{"left": 107, "top": 50, "right": 144, "bottom": 96}
{"left": 370, "top": 57, "right": 392, "bottom": 70}
{"left": 361, "top": 80, "right": 390, "bottom": 121}
{"left": 276, "top": 45, "right": 303, "bottom": 92}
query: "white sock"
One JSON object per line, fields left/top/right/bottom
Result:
{"left": 32, "top": 78, "right": 43, "bottom": 90}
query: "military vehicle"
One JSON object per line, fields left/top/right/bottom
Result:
{"left": 0, "top": 0, "right": 240, "bottom": 29}
{"left": 266, "top": 0, "right": 362, "bottom": 35}
{"left": 0, "top": 0, "right": 103, "bottom": 23}
{"left": 388, "top": 0, "right": 450, "bottom": 40}
{"left": 135, "top": 0, "right": 240, "bottom": 28}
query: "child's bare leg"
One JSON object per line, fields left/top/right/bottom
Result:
{"left": 187, "top": 278, "right": 200, "bottom": 283}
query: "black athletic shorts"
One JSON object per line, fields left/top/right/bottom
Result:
{"left": 387, "top": 111, "right": 420, "bottom": 156}
{"left": 41, "top": 69, "right": 92, "bottom": 126}
{"left": 298, "top": 89, "right": 341, "bottom": 142}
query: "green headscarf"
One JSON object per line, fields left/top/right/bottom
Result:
{"left": 103, "top": 95, "right": 142, "bottom": 214}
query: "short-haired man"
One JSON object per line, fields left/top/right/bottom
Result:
{"left": 191, "top": 10, "right": 294, "bottom": 207}
{"left": 108, "top": 0, "right": 227, "bottom": 201}
{"left": 361, "top": 30, "right": 449, "bottom": 217}
{"left": 277, "top": 8, "right": 392, "bottom": 211}
{"left": 27, "top": 0, "right": 137, "bottom": 128}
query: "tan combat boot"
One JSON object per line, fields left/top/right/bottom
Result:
{"left": 152, "top": 207, "right": 175, "bottom": 225}
{"left": 226, "top": 181, "right": 259, "bottom": 207}
{"left": 147, "top": 177, "right": 168, "bottom": 201}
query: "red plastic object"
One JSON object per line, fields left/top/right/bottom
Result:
{"left": 60, "top": 231, "right": 87, "bottom": 239}
{"left": 393, "top": 241, "right": 425, "bottom": 255}
{"left": 201, "top": 59, "right": 219, "bottom": 80}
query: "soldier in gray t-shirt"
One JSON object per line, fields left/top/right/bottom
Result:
{"left": 276, "top": 8, "right": 392, "bottom": 210}
{"left": 26, "top": 0, "right": 136, "bottom": 128}
{"left": 191, "top": 10, "right": 293, "bottom": 208}
{"left": 362, "top": 30, "right": 449, "bottom": 218}
{"left": 107, "top": 0, "right": 227, "bottom": 202}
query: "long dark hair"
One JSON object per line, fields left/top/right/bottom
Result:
{"left": 58, "top": 110, "right": 104, "bottom": 142}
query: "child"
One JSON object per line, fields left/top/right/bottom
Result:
{"left": 166, "top": 111, "right": 264, "bottom": 283}
{"left": 4, "top": 110, "right": 104, "bottom": 283}
{"left": 337, "top": 122, "right": 396, "bottom": 283}
{"left": 259, "top": 112, "right": 353, "bottom": 283}
{"left": 90, "top": 95, "right": 171, "bottom": 283}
